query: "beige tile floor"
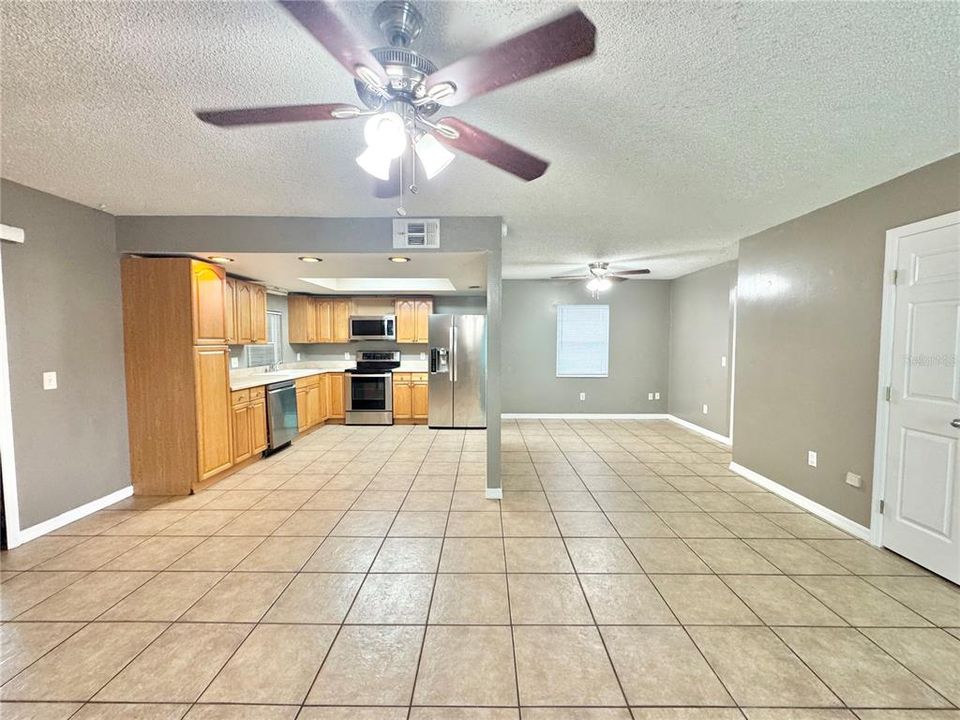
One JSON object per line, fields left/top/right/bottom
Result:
{"left": 1, "top": 419, "right": 959, "bottom": 720}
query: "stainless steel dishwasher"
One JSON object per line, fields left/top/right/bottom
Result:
{"left": 266, "top": 380, "right": 298, "bottom": 453}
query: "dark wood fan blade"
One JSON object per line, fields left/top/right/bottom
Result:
{"left": 425, "top": 8, "right": 596, "bottom": 107}
{"left": 196, "top": 104, "right": 352, "bottom": 127}
{"left": 278, "top": 0, "right": 388, "bottom": 85}
{"left": 436, "top": 118, "right": 549, "bottom": 181}
{"left": 611, "top": 269, "right": 651, "bottom": 276}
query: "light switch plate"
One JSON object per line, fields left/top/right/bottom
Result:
{"left": 845, "top": 472, "right": 862, "bottom": 488}
{"left": 296, "top": 352, "right": 301, "bottom": 361}
{"left": 230, "top": 357, "right": 239, "bottom": 369}
{"left": 42, "top": 371, "right": 58, "bottom": 390}
{"left": 808, "top": 451, "right": 818, "bottom": 468}
{"left": 654, "top": 392, "right": 660, "bottom": 400}
{"left": 648, "top": 393, "right": 654, "bottom": 400}
{"left": 702, "top": 404, "right": 709, "bottom": 414}
{"left": 579, "top": 392, "right": 586, "bottom": 401}
{"left": 721, "top": 355, "right": 727, "bottom": 368}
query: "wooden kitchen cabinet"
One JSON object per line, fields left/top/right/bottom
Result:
{"left": 396, "top": 298, "right": 432, "bottom": 343}
{"left": 392, "top": 372, "right": 428, "bottom": 422}
{"left": 252, "top": 285, "right": 267, "bottom": 343}
{"left": 191, "top": 260, "right": 227, "bottom": 344}
{"left": 296, "top": 386, "right": 310, "bottom": 433}
{"left": 235, "top": 282, "right": 253, "bottom": 344}
{"left": 318, "top": 373, "right": 329, "bottom": 421}
{"left": 317, "top": 299, "right": 333, "bottom": 343}
{"left": 333, "top": 298, "right": 351, "bottom": 342}
{"left": 195, "top": 346, "right": 234, "bottom": 480}
{"left": 412, "top": 376, "right": 429, "bottom": 420}
{"left": 231, "top": 387, "right": 268, "bottom": 464}
{"left": 288, "top": 294, "right": 318, "bottom": 343}
{"left": 328, "top": 372, "right": 345, "bottom": 418}
{"left": 122, "top": 257, "right": 242, "bottom": 495}
{"left": 224, "top": 277, "right": 238, "bottom": 344}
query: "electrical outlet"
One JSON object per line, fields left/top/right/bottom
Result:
{"left": 344, "top": 352, "right": 350, "bottom": 360}
{"left": 230, "top": 357, "right": 239, "bottom": 369}
{"left": 845, "top": 472, "right": 862, "bottom": 488}
{"left": 721, "top": 355, "right": 727, "bottom": 368}
{"left": 648, "top": 392, "right": 654, "bottom": 400}
{"left": 702, "top": 404, "right": 709, "bottom": 414}
{"left": 296, "top": 352, "right": 301, "bottom": 361}
{"left": 579, "top": 392, "right": 586, "bottom": 401}
{"left": 654, "top": 392, "right": 660, "bottom": 400}
{"left": 808, "top": 451, "right": 818, "bottom": 468}
{"left": 420, "top": 352, "right": 426, "bottom": 360}
{"left": 42, "top": 371, "right": 58, "bottom": 390}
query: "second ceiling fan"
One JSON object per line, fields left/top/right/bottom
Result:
{"left": 195, "top": 0, "right": 597, "bottom": 198}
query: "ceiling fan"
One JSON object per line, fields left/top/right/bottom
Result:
{"left": 551, "top": 261, "right": 651, "bottom": 297}
{"left": 194, "top": 0, "right": 597, "bottom": 204}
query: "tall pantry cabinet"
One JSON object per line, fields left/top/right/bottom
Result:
{"left": 121, "top": 257, "right": 233, "bottom": 495}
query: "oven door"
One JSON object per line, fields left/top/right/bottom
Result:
{"left": 347, "top": 373, "right": 393, "bottom": 412}
{"left": 349, "top": 316, "right": 396, "bottom": 341}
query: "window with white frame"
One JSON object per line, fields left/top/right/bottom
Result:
{"left": 556, "top": 304, "right": 609, "bottom": 377}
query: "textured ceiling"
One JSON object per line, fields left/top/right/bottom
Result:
{"left": 2, "top": 1, "right": 957, "bottom": 278}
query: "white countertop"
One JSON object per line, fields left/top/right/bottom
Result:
{"left": 229, "top": 360, "right": 429, "bottom": 391}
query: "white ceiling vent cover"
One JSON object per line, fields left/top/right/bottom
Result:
{"left": 393, "top": 218, "right": 440, "bottom": 249}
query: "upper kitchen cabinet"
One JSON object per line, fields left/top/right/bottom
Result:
{"left": 288, "top": 295, "right": 352, "bottom": 343}
{"left": 191, "top": 260, "right": 227, "bottom": 344}
{"left": 288, "top": 294, "right": 318, "bottom": 343}
{"left": 333, "top": 298, "right": 351, "bottom": 342}
{"left": 227, "top": 277, "right": 268, "bottom": 345}
{"left": 224, "top": 277, "right": 238, "bottom": 344}
{"left": 396, "top": 297, "right": 433, "bottom": 343}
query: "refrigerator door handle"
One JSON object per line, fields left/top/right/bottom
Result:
{"left": 452, "top": 325, "right": 458, "bottom": 382}
{"left": 449, "top": 326, "right": 455, "bottom": 382}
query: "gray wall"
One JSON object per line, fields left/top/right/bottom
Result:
{"left": 501, "top": 280, "right": 671, "bottom": 414}
{"left": 116, "top": 215, "right": 504, "bottom": 492}
{"left": 1, "top": 180, "right": 131, "bottom": 528}
{"left": 733, "top": 153, "right": 960, "bottom": 527}
{"left": 668, "top": 261, "right": 737, "bottom": 436}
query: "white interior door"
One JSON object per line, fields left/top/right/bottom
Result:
{"left": 882, "top": 212, "right": 960, "bottom": 582}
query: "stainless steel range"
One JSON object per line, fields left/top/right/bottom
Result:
{"left": 345, "top": 351, "right": 402, "bottom": 425}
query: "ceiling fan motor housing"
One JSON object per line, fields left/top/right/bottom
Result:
{"left": 355, "top": 1, "right": 440, "bottom": 115}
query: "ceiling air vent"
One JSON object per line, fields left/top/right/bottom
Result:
{"left": 393, "top": 218, "right": 440, "bottom": 249}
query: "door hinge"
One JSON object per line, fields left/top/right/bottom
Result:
{"left": 879, "top": 499, "right": 885, "bottom": 514}
{"left": 891, "top": 269, "right": 899, "bottom": 284}
{"left": 884, "top": 386, "right": 892, "bottom": 402}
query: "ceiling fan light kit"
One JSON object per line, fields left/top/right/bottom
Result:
{"left": 550, "top": 261, "right": 653, "bottom": 297}
{"left": 194, "top": 0, "right": 596, "bottom": 202}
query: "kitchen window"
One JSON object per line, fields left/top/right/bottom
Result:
{"left": 556, "top": 304, "right": 609, "bottom": 377}
{"left": 247, "top": 311, "right": 283, "bottom": 367}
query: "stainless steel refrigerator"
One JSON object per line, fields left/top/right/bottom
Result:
{"left": 428, "top": 314, "right": 487, "bottom": 428}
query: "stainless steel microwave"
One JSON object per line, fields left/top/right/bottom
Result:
{"left": 349, "top": 315, "right": 396, "bottom": 341}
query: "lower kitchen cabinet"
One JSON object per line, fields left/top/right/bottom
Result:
{"left": 328, "top": 372, "right": 345, "bottom": 419}
{"left": 393, "top": 372, "right": 428, "bottom": 423}
{"left": 231, "top": 387, "right": 267, "bottom": 464}
{"left": 195, "top": 347, "right": 234, "bottom": 480}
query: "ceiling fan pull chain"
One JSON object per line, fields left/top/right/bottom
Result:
{"left": 396, "top": 147, "right": 407, "bottom": 216}
{"left": 409, "top": 143, "right": 419, "bottom": 195}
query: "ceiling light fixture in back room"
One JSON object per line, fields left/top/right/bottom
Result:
{"left": 194, "top": 0, "right": 597, "bottom": 214}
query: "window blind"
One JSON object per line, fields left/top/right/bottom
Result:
{"left": 556, "top": 304, "right": 609, "bottom": 377}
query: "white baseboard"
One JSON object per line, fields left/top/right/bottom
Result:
{"left": 667, "top": 415, "right": 732, "bottom": 446}
{"left": 485, "top": 487, "right": 503, "bottom": 500}
{"left": 502, "top": 413, "right": 669, "bottom": 420}
{"left": 17, "top": 485, "right": 134, "bottom": 544}
{"left": 728, "top": 462, "right": 870, "bottom": 541}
